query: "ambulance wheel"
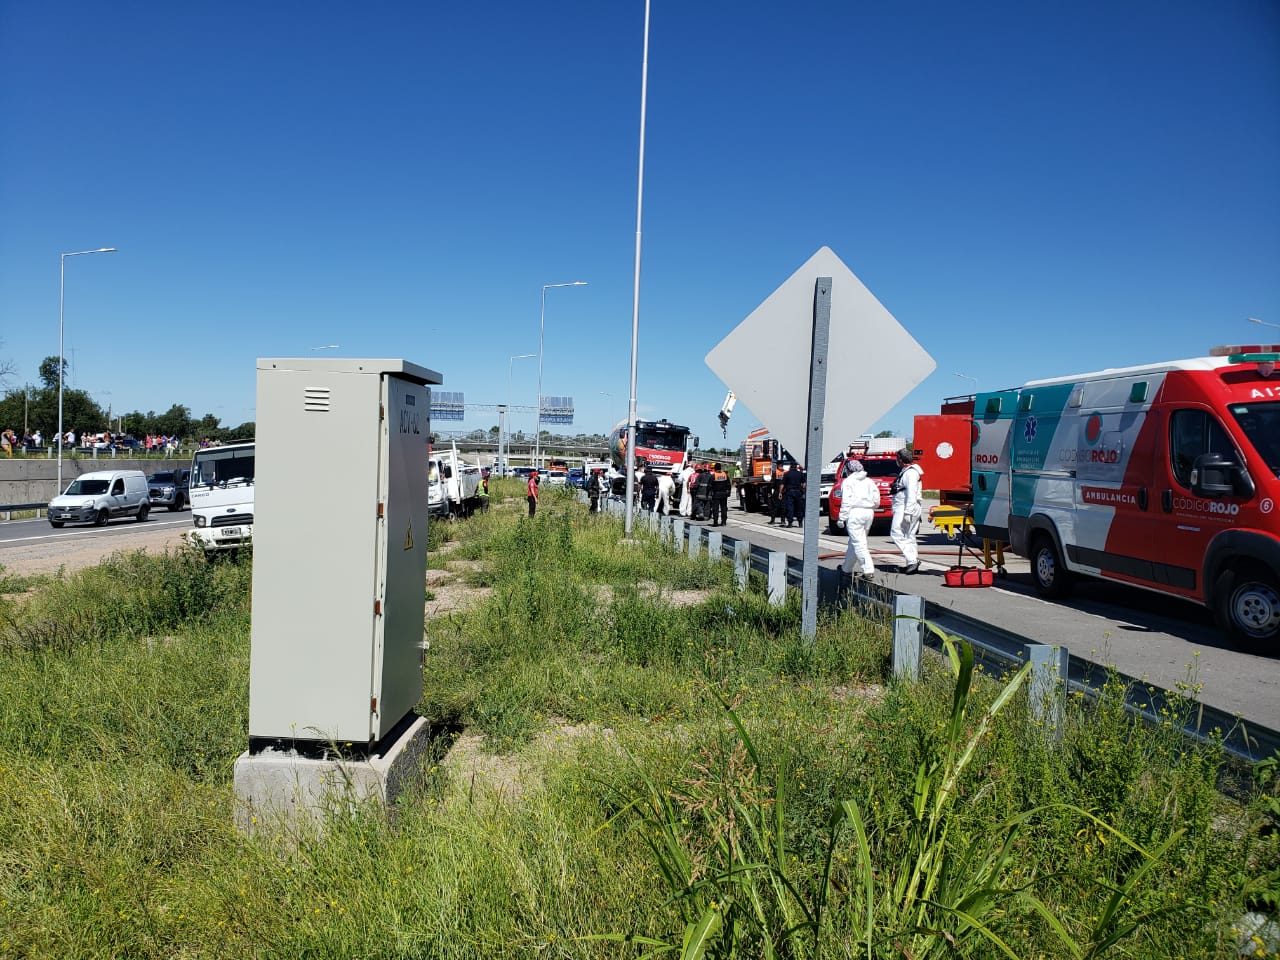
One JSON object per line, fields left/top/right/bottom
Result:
{"left": 1029, "top": 532, "right": 1073, "bottom": 600}
{"left": 1214, "top": 565, "right": 1280, "bottom": 654}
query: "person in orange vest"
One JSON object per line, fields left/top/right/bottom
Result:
{"left": 709, "top": 462, "right": 731, "bottom": 526}
{"left": 526, "top": 469, "right": 539, "bottom": 518}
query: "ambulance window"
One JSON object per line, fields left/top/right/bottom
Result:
{"left": 1229, "top": 403, "right": 1280, "bottom": 475}
{"left": 1168, "top": 410, "right": 1237, "bottom": 488}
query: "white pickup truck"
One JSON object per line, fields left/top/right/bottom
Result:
{"left": 428, "top": 448, "right": 485, "bottom": 519}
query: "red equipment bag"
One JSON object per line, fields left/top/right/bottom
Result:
{"left": 944, "top": 565, "right": 993, "bottom": 588}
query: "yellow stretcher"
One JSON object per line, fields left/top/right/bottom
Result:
{"left": 929, "top": 505, "right": 973, "bottom": 541}
{"left": 928, "top": 505, "right": 1008, "bottom": 576}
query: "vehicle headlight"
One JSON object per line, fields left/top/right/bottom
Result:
{"left": 163, "top": 486, "right": 174, "bottom": 495}
{"left": 194, "top": 515, "right": 207, "bottom": 528}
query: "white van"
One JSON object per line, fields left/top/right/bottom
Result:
{"left": 48, "top": 469, "right": 151, "bottom": 527}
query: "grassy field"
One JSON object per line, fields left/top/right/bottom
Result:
{"left": 0, "top": 479, "right": 1276, "bottom": 959}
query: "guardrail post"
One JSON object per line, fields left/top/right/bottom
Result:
{"left": 707, "top": 530, "right": 722, "bottom": 562}
{"left": 767, "top": 551, "right": 787, "bottom": 606}
{"left": 688, "top": 526, "right": 702, "bottom": 559}
{"left": 734, "top": 540, "right": 750, "bottom": 591}
{"left": 671, "top": 518, "right": 685, "bottom": 551}
{"left": 1028, "top": 643, "right": 1068, "bottom": 742}
{"left": 892, "top": 594, "right": 924, "bottom": 681}
{"left": 646, "top": 510, "right": 658, "bottom": 533}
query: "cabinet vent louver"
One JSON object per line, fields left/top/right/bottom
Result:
{"left": 303, "top": 388, "right": 331, "bottom": 413}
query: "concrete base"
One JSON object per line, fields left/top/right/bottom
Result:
{"left": 232, "top": 713, "right": 434, "bottom": 833}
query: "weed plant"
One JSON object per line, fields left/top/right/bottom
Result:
{"left": 0, "top": 496, "right": 1275, "bottom": 958}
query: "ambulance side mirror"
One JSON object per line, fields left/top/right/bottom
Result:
{"left": 1190, "top": 453, "right": 1253, "bottom": 499}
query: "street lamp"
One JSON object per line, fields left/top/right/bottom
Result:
{"left": 954, "top": 372, "right": 978, "bottom": 392}
{"left": 1248, "top": 317, "right": 1278, "bottom": 331}
{"left": 535, "top": 281, "right": 587, "bottom": 468}
{"left": 507, "top": 353, "right": 536, "bottom": 475}
{"left": 58, "top": 247, "right": 117, "bottom": 491}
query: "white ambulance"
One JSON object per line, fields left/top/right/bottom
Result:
{"left": 971, "top": 344, "right": 1280, "bottom": 652}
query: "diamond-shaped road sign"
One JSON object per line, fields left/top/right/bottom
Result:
{"left": 705, "top": 246, "right": 935, "bottom": 466}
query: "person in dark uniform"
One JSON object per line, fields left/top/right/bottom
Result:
{"left": 587, "top": 469, "right": 603, "bottom": 513}
{"left": 694, "top": 464, "right": 714, "bottom": 522}
{"left": 639, "top": 467, "right": 659, "bottom": 512}
{"left": 767, "top": 467, "right": 784, "bottom": 524}
{"left": 709, "top": 462, "right": 731, "bottom": 526}
{"left": 781, "top": 462, "right": 806, "bottom": 527}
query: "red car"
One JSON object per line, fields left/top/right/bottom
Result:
{"left": 825, "top": 452, "right": 900, "bottom": 534}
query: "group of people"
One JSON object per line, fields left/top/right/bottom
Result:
{"left": 839, "top": 446, "right": 924, "bottom": 583}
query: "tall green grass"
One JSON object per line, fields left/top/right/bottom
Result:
{"left": 0, "top": 495, "right": 1275, "bottom": 958}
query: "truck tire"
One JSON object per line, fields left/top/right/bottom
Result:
{"left": 1029, "top": 531, "right": 1073, "bottom": 600}
{"left": 1213, "top": 564, "right": 1280, "bottom": 654}
{"left": 95, "top": 508, "right": 109, "bottom": 527}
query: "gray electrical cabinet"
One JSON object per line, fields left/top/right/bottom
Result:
{"left": 248, "top": 358, "right": 442, "bottom": 748}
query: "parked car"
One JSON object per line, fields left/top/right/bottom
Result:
{"left": 546, "top": 469, "right": 568, "bottom": 487}
{"left": 48, "top": 470, "right": 151, "bottom": 527}
{"left": 568, "top": 467, "right": 584, "bottom": 488}
{"left": 147, "top": 468, "right": 191, "bottom": 511}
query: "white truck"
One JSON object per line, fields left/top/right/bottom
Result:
{"left": 428, "top": 445, "right": 485, "bottom": 519}
{"left": 188, "top": 441, "right": 255, "bottom": 552}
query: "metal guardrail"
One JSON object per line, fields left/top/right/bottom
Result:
{"left": 667, "top": 513, "right": 1280, "bottom": 767}
{"left": 0, "top": 502, "right": 47, "bottom": 520}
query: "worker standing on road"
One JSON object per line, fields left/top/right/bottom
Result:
{"left": 838, "top": 459, "right": 879, "bottom": 583}
{"left": 890, "top": 448, "right": 924, "bottom": 574}
{"left": 709, "top": 462, "right": 731, "bottom": 526}
{"left": 527, "top": 469, "right": 539, "bottom": 518}
{"left": 656, "top": 470, "right": 675, "bottom": 516}
{"left": 694, "top": 464, "right": 714, "bottom": 522}
{"left": 639, "top": 467, "right": 659, "bottom": 512}
{"left": 781, "top": 462, "right": 806, "bottom": 528}
{"left": 587, "top": 469, "right": 603, "bottom": 513}
{"left": 679, "top": 461, "right": 696, "bottom": 517}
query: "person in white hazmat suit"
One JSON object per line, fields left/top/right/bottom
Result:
{"left": 889, "top": 447, "right": 925, "bottom": 574}
{"left": 838, "top": 459, "right": 880, "bottom": 581}
{"left": 678, "top": 462, "right": 696, "bottom": 517}
{"left": 657, "top": 470, "right": 675, "bottom": 516}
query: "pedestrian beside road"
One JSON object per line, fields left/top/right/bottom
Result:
{"left": 709, "top": 462, "right": 731, "bottom": 526}
{"left": 527, "top": 469, "right": 540, "bottom": 518}
{"left": 679, "top": 461, "right": 696, "bottom": 517}
{"left": 890, "top": 447, "right": 924, "bottom": 574}
{"left": 694, "top": 464, "right": 714, "bottom": 522}
{"left": 657, "top": 470, "right": 675, "bottom": 516}
{"left": 639, "top": 467, "right": 659, "bottom": 512}
{"left": 587, "top": 469, "right": 603, "bottom": 513}
{"left": 781, "top": 462, "right": 806, "bottom": 527}
{"left": 766, "top": 467, "right": 783, "bottom": 524}
{"left": 837, "top": 459, "right": 879, "bottom": 583}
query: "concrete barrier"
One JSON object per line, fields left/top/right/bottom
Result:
{"left": 0, "top": 458, "right": 188, "bottom": 512}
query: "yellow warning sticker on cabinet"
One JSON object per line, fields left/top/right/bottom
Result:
{"left": 404, "top": 521, "right": 414, "bottom": 550}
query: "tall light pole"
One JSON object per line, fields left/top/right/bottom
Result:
{"left": 58, "top": 247, "right": 117, "bottom": 491}
{"left": 508, "top": 353, "right": 535, "bottom": 474}
{"left": 1248, "top": 317, "right": 1278, "bottom": 331}
{"left": 954, "top": 372, "right": 978, "bottom": 392}
{"left": 535, "top": 281, "right": 587, "bottom": 468}
{"left": 624, "top": 0, "right": 652, "bottom": 536}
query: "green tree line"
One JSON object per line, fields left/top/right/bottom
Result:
{"left": 0, "top": 356, "right": 254, "bottom": 444}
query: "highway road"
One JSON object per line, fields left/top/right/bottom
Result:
{"left": 4, "top": 501, "right": 1277, "bottom": 734}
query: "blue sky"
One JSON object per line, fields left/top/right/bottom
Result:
{"left": 2, "top": 1, "right": 1277, "bottom": 448}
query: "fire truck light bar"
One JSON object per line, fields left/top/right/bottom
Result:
{"left": 1210, "top": 344, "right": 1280, "bottom": 359}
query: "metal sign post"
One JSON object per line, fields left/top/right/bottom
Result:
{"left": 801, "top": 278, "right": 832, "bottom": 641}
